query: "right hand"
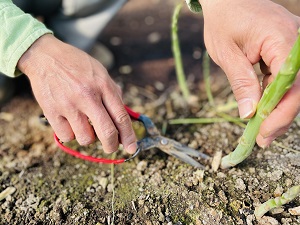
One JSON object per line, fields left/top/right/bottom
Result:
{"left": 17, "top": 34, "right": 137, "bottom": 154}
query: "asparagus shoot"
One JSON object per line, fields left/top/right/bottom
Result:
{"left": 254, "top": 185, "right": 300, "bottom": 219}
{"left": 172, "top": 3, "right": 190, "bottom": 101}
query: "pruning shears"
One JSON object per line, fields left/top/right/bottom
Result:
{"left": 53, "top": 105, "right": 210, "bottom": 169}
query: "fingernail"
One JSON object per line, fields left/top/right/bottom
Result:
{"left": 238, "top": 98, "right": 256, "bottom": 119}
{"left": 258, "top": 136, "right": 275, "bottom": 149}
{"left": 260, "top": 142, "right": 270, "bottom": 149}
{"left": 127, "top": 142, "right": 138, "bottom": 154}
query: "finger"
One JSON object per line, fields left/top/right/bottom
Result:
{"left": 106, "top": 104, "right": 138, "bottom": 154}
{"left": 116, "top": 84, "right": 123, "bottom": 98}
{"left": 67, "top": 111, "right": 96, "bottom": 145}
{"left": 218, "top": 46, "right": 261, "bottom": 119}
{"left": 257, "top": 74, "right": 300, "bottom": 148}
{"left": 261, "top": 24, "right": 299, "bottom": 79}
{"left": 102, "top": 89, "right": 138, "bottom": 154}
{"left": 87, "top": 103, "right": 120, "bottom": 154}
{"left": 46, "top": 114, "right": 75, "bottom": 142}
{"left": 256, "top": 133, "right": 275, "bottom": 149}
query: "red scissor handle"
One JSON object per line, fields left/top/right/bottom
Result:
{"left": 54, "top": 133, "right": 126, "bottom": 164}
{"left": 124, "top": 105, "right": 141, "bottom": 119}
{"left": 53, "top": 105, "right": 144, "bottom": 164}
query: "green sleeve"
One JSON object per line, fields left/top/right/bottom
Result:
{"left": 0, "top": 0, "right": 53, "bottom": 77}
{"left": 185, "top": 0, "right": 202, "bottom": 13}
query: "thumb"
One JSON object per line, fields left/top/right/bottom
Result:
{"left": 219, "top": 47, "right": 262, "bottom": 119}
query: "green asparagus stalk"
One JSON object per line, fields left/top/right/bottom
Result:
{"left": 254, "top": 185, "right": 300, "bottom": 219}
{"left": 172, "top": 3, "right": 190, "bottom": 101}
{"left": 203, "top": 50, "right": 215, "bottom": 106}
{"left": 221, "top": 29, "right": 300, "bottom": 169}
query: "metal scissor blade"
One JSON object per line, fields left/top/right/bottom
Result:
{"left": 168, "top": 148, "right": 206, "bottom": 169}
{"left": 137, "top": 137, "right": 158, "bottom": 151}
{"left": 173, "top": 144, "right": 210, "bottom": 160}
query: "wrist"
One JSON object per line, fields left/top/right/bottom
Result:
{"left": 17, "top": 34, "right": 56, "bottom": 77}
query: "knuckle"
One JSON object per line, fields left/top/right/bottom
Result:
{"left": 100, "top": 128, "right": 119, "bottom": 153}
{"left": 98, "top": 75, "right": 112, "bottom": 90}
{"left": 230, "top": 78, "right": 254, "bottom": 97}
{"left": 115, "top": 112, "right": 131, "bottom": 125}
{"left": 77, "top": 86, "right": 94, "bottom": 99}
{"left": 102, "top": 127, "right": 118, "bottom": 139}
{"left": 77, "top": 135, "right": 95, "bottom": 146}
{"left": 102, "top": 139, "right": 119, "bottom": 154}
{"left": 282, "top": 18, "right": 299, "bottom": 35}
{"left": 122, "top": 132, "right": 137, "bottom": 146}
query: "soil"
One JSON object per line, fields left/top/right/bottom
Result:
{"left": 1, "top": 0, "right": 300, "bottom": 224}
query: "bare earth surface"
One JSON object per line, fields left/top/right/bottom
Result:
{"left": 1, "top": 1, "right": 300, "bottom": 224}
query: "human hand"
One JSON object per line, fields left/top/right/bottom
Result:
{"left": 199, "top": 0, "right": 300, "bottom": 148}
{"left": 17, "top": 34, "right": 137, "bottom": 154}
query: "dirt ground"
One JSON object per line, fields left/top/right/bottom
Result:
{"left": 1, "top": 0, "right": 300, "bottom": 224}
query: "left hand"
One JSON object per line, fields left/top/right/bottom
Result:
{"left": 199, "top": 0, "right": 300, "bottom": 147}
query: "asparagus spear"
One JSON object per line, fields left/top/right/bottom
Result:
{"left": 171, "top": 3, "right": 191, "bottom": 101}
{"left": 221, "top": 28, "right": 300, "bottom": 169}
{"left": 254, "top": 185, "right": 300, "bottom": 219}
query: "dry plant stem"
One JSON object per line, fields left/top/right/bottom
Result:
{"left": 169, "top": 117, "right": 244, "bottom": 125}
{"left": 254, "top": 185, "right": 300, "bottom": 219}
{"left": 273, "top": 140, "right": 300, "bottom": 153}
{"left": 172, "top": 3, "right": 190, "bottom": 101}
{"left": 0, "top": 187, "right": 16, "bottom": 201}
{"left": 110, "top": 152, "right": 116, "bottom": 225}
{"left": 221, "top": 29, "right": 300, "bottom": 169}
{"left": 216, "top": 101, "right": 238, "bottom": 113}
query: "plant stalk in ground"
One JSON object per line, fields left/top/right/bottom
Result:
{"left": 172, "top": 3, "right": 190, "bottom": 102}
{"left": 203, "top": 50, "right": 214, "bottom": 106}
{"left": 254, "top": 185, "right": 300, "bottom": 219}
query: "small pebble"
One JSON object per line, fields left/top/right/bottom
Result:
{"left": 257, "top": 216, "right": 279, "bottom": 225}
{"left": 107, "top": 184, "right": 114, "bottom": 193}
{"left": 235, "top": 178, "right": 246, "bottom": 191}
{"left": 288, "top": 206, "right": 300, "bottom": 215}
{"left": 211, "top": 151, "right": 222, "bottom": 172}
{"left": 136, "top": 161, "right": 148, "bottom": 171}
{"left": 273, "top": 186, "right": 283, "bottom": 197}
{"left": 0, "top": 187, "right": 16, "bottom": 201}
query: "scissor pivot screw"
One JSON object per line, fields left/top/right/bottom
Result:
{"left": 160, "top": 138, "right": 168, "bottom": 145}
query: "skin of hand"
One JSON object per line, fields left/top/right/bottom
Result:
{"left": 199, "top": 0, "right": 300, "bottom": 148}
{"left": 17, "top": 34, "right": 137, "bottom": 154}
